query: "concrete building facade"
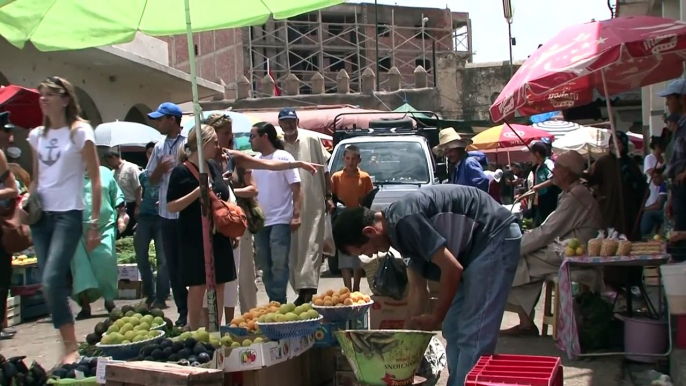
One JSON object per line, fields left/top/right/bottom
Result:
{"left": 616, "top": 0, "right": 684, "bottom": 136}
{"left": 0, "top": 33, "right": 223, "bottom": 169}
{"left": 161, "top": 3, "right": 471, "bottom": 97}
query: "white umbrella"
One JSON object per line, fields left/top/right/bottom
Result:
{"left": 552, "top": 126, "right": 611, "bottom": 156}
{"left": 95, "top": 121, "right": 163, "bottom": 148}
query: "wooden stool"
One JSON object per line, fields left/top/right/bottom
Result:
{"left": 541, "top": 275, "right": 560, "bottom": 339}
{"left": 541, "top": 275, "right": 591, "bottom": 339}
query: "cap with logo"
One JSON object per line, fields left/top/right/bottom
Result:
{"left": 147, "top": 102, "right": 183, "bottom": 119}
{"left": 0, "top": 112, "right": 16, "bottom": 131}
{"left": 278, "top": 108, "right": 298, "bottom": 120}
{"left": 657, "top": 79, "right": 686, "bottom": 97}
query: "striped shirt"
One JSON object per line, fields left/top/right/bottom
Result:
{"left": 145, "top": 134, "right": 186, "bottom": 219}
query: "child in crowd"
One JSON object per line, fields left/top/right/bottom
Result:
{"left": 331, "top": 145, "right": 373, "bottom": 291}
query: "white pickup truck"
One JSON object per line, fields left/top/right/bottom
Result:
{"left": 326, "top": 117, "right": 447, "bottom": 273}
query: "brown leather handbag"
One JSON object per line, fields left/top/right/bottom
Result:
{"left": 184, "top": 161, "right": 247, "bottom": 238}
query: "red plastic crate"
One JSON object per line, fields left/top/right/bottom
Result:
{"left": 465, "top": 354, "right": 563, "bottom": 386}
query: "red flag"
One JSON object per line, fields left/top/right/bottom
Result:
{"left": 267, "top": 59, "right": 281, "bottom": 96}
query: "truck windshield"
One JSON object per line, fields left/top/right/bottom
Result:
{"left": 329, "top": 141, "right": 430, "bottom": 184}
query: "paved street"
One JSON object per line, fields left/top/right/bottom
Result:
{"left": 1, "top": 277, "right": 624, "bottom": 386}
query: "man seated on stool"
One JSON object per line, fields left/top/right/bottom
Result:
{"left": 501, "top": 151, "right": 603, "bottom": 336}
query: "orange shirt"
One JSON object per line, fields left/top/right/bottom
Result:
{"left": 331, "top": 168, "right": 374, "bottom": 208}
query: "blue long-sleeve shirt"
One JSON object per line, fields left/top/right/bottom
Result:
{"left": 452, "top": 157, "right": 489, "bottom": 192}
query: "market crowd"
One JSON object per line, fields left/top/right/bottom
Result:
{"left": 331, "top": 80, "right": 686, "bottom": 385}
{"left": 0, "top": 76, "right": 331, "bottom": 364}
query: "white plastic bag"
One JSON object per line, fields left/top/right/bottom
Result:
{"left": 323, "top": 213, "right": 335, "bottom": 256}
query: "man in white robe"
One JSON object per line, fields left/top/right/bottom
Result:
{"left": 502, "top": 151, "right": 603, "bottom": 335}
{"left": 279, "top": 108, "right": 332, "bottom": 305}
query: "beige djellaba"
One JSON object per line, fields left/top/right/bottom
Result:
{"left": 284, "top": 129, "right": 331, "bottom": 291}
{"left": 506, "top": 181, "right": 604, "bottom": 316}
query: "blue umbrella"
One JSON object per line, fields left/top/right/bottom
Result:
{"left": 182, "top": 110, "right": 256, "bottom": 150}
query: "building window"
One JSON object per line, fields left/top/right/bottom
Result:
{"left": 377, "top": 23, "right": 390, "bottom": 37}
{"left": 379, "top": 57, "right": 391, "bottom": 72}
{"left": 415, "top": 59, "right": 432, "bottom": 71}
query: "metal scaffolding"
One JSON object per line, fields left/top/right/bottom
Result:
{"left": 245, "top": 5, "right": 471, "bottom": 94}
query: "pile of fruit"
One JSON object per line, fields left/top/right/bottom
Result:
{"left": 218, "top": 334, "right": 266, "bottom": 348}
{"left": 11, "top": 254, "right": 37, "bottom": 266}
{"left": 228, "top": 301, "right": 320, "bottom": 328}
{"left": 0, "top": 355, "right": 47, "bottom": 386}
{"left": 87, "top": 303, "right": 172, "bottom": 346}
{"left": 564, "top": 238, "right": 586, "bottom": 257}
{"left": 254, "top": 302, "right": 320, "bottom": 323}
{"left": 50, "top": 358, "right": 100, "bottom": 379}
{"left": 135, "top": 334, "right": 215, "bottom": 367}
{"left": 312, "top": 288, "right": 371, "bottom": 307}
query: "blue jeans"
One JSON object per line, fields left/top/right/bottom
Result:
{"left": 254, "top": 224, "right": 291, "bottom": 304}
{"left": 640, "top": 209, "right": 664, "bottom": 236}
{"left": 30, "top": 210, "right": 83, "bottom": 329}
{"left": 134, "top": 215, "right": 169, "bottom": 305}
{"left": 443, "top": 223, "right": 522, "bottom": 386}
{"left": 161, "top": 218, "right": 187, "bottom": 324}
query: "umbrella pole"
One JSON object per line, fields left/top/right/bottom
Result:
{"left": 185, "top": 0, "right": 219, "bottom": 333}
{"left": 601, "top": 69, "right": 629, "bottom": 239}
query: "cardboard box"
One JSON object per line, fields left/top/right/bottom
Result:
{"left": 236, "top": 353, "right": 305, "bottom": 386}
{"left": 370, "top": 296, "right": 409, "bottom": 330}
{"left": 117, "top": 281, "right": 143, "bottom": 300}
{"left": 335, "top": 350, "right": 352, "bottom": 371}
{"left": 222, "top": 334, "right": 315, "bottom": 372}
{"left": 314, "top": 321, "right": 347, "bottom": 348}
{"left": 314, "top": 312, "right": 370, "bottom": 348}
{"left": 118, "top": 264, "right": 142, "bottom": 282}
{"left": 335, "top": 370, "right": 359, "bottom": 386}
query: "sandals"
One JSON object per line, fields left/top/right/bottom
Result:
{"left": 0, "top": 330, "right": 16, "bottom": 340}
{"left": 75, "top": 309, "right": 92, "bottom": 320}
{"left": 499, "top": 325, "right": 540, "bottom": 337}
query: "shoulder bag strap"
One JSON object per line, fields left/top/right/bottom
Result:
{"left": 184, "top": 161, "right": 223, "bottom": 201}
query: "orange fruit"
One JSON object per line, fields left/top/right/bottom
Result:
{"left": 324, "top": 295, "right": 333, "bottom": 302}
{"left": 314, "top": 299, "right": 324, "bottom": 306}
{"left": 339, "top": 293, "right": 349, "bottom": 301}
{"left": 239, "top": 322, "right": 247, "bottom": 327}
{"left": 246, "top": 321, "right": 256, "bottom": 330}
{"left": 356, "top": 300, "right": 366, "bottom": 305}
{"left": 242, "top": 312, "right": 252, "bottom": 320}
{"left": 230, "top": 323, "right": 238, "bottom": 327}
{"left": 362, "top": 295, "right": 371, "bottom": 302}
{"left": 324, "top": 300, "right": 334, "bottom": 306}
{"left": 332, "top": 296, "right": 340, "bottom": 305}
{"left": 326, "top": 289, "right": 335, "bottom": 296}
{"left": 339, "top": 287, "right": 350, "bottom": 294}
{"left": 344, "top": 298, "right": 354, "bottom": 306}
{"left": 312, "top": 295, "right": 322, "bottom": 302}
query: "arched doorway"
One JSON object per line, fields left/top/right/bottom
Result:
{"left": 124, "top": 104, "right": 153, "bottom": 126}
{"left": 74, "top": 87, "right": 103, "bottom": 126}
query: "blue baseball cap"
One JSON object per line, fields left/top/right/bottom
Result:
{"left": 278, "top": 108, "right": 298, "bottom": 120}
{"left": 657, "top": 80, "right": 686, "bottom": 97}
{"left": 148, "top": 102, "right": 183, "bottom": 119}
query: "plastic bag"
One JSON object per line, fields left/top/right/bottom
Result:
{"left": 323, "top": 213, "right": 335, "bottom": 256}
{"left": 372, "top": 251, "right": 408, "bottom": 300}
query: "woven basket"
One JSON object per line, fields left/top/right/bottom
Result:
{"left": 588, "top": 239, "right": 603, "bottom": 256}
{"left": 256, "top": 316, "right": 322, "bottom": 340}
{"left": 600, "top": 239, "right": 619, "bottom": 257}
{"left": 313, "top": 301, "right": 374, "bottom": 322}
{"left": 617, "top": 240, "right": 632, "bottom": 256}
{"left": 95, "top": 330, "right": 165, "bottom": 360}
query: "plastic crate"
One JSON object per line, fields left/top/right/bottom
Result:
{"left": 465, "top": 354, "right": 563, "bottom": 386}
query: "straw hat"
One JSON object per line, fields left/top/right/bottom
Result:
{"left": 432, "top": 128, "right": 473, "bottom": 156}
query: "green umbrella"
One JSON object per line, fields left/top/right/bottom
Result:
{"left": 0, "top": 0, "right": 343, "bottom": 50}
{"left": 0, "top": 0, "right": 343, "bottom": 332}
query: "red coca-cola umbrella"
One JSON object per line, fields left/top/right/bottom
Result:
{"left": 0, "top": 85, "right": 41, "bottom": 129}
{"left": 490, "top": 16, "right": 686, "bottom": 123}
